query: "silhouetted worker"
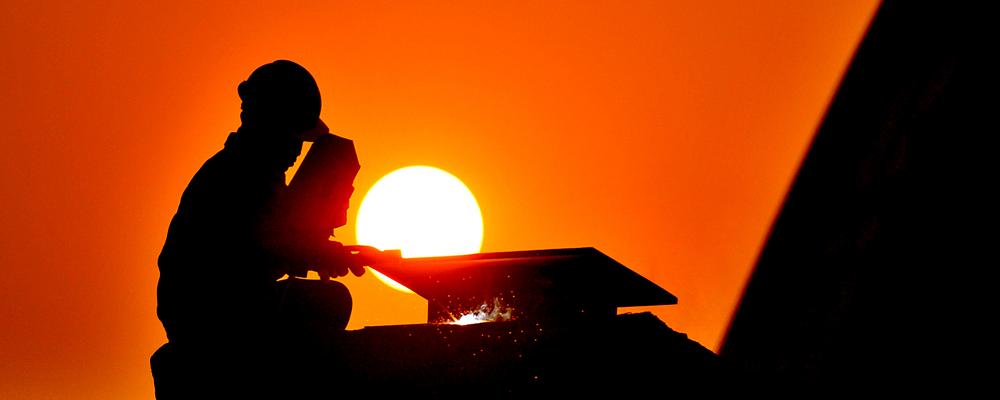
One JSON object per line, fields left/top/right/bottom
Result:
{"left": 151, "top": 60, "right": 370, "bottom": 399}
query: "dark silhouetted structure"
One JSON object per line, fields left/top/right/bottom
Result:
{"left": 320, "top": 248, "right": 720, "bottom": 398}
{"left": 722, "top": 1, "right": 985, "bottom": 393}
{"left": 329, "top": 311, "right": 720, "bottom": 398}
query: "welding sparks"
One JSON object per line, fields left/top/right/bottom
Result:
{"left": 449, "top": 298, "right": 513, "bottom": 325}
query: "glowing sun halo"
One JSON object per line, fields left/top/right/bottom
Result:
{"left": 356, "top": 166, "right": 483, "bottom": 292}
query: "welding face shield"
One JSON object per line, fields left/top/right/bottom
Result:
{"left": 286, "top": 133, "right": 361, "bottom": 236}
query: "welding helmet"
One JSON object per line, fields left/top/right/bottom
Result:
{"left": 238, "top": 60, "right": 322, "bottom": 135}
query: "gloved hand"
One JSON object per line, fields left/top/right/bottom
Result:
{"left": 313, "top": 241, "right": 352, "bottom": 280}
{"left": 314, "top": 244, "right": 402, "bottom": 281}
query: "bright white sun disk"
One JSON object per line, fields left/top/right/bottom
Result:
{"left": 356, "top": 166, "right": 483, "bottom": 292}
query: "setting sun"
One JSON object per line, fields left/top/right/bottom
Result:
{"left": 356, "top": 166, "right": 484, "bottom": 292}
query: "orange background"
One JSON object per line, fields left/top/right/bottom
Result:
{"left": 0, "top": 1, "right": 878, "bottom": 398}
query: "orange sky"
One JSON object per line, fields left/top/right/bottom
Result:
{"left": 0, "top": 1, "right": 878, "bottom": 398}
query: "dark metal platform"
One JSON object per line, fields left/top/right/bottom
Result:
{"left": 372, "top": 247, "right": 677, "bottom": 323}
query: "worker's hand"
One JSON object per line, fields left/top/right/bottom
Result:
{"left": 345, "top": 245, "right": 403, "bottom": 277}
{"left": 343, "top": 245, "right": 382, "bottom": 277}
{"left": 313, "top": 240, "right": 349, "bottom": 279}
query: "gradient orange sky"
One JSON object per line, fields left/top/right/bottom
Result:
{"left": 0, "top": 1, "right": 878, "bottom": 398}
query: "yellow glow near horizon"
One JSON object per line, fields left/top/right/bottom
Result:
{"left": 356, "top": 166, "right": 484, "bottom": 292}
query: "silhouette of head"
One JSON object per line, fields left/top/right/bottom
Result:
{"left": 238, "top": 60, "right": 321, "bottom": 136}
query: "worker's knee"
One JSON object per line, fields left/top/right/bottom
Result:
{"left": 277, "top": 277, "right": 353, "bottom": 331}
